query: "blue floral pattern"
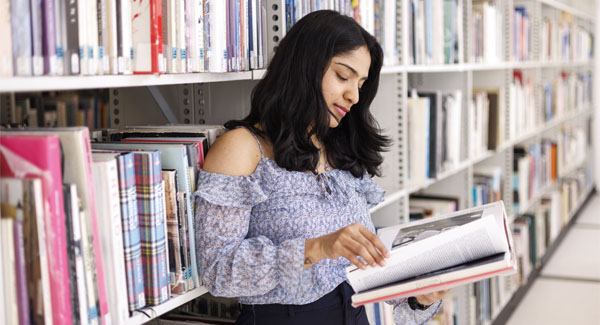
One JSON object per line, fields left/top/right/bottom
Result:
{"left": 194, "top": 135, "right": 440, "bottom": 324}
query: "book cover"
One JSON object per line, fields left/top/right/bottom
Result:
{"left": 0, "top": 134, "right": 72, "bottom": 325}
{"left": 92, "top": 154, "right": 130, "bottom": 324}
{"left": 348, "top": 201, "right": 516, "bottom": 306}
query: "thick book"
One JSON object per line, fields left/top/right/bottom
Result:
{"left": 0, "top": 134, "right": 73, "bottom": 324}
{"left": 162, "top": 169, "right": 186, "bottom": 294}
{"left": 346, "top": 201, "right": 516, "bottom": 307}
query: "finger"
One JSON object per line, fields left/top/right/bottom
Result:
{"left": 346, "top": 237, "right": 377, "bottom": 267}
{"left": 359, "top": 226, "right": 391, "bottom": 258}
{"left": 343, "top": 247, "right": 368, "bottom": 270}
{"left": 359, "top": 226, "right": 390, "bottom": 257}
{"left": 353, "top": 231, "right": 386, "bottom": 267}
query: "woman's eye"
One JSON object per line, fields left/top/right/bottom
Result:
{"left": 336, "top": 73, "right": 348, "bottom": 81}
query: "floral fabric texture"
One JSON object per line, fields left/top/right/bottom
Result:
{"left": 194, "top": 131, "right": 440, "bottom": 324}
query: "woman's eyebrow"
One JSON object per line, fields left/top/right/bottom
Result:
{"left": 334, "top": 62, "right": 368, "bottom": 80}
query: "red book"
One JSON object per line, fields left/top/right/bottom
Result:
{"left": 0, "top": 134, "right": 72, "bottom": 325}
{"left": 132, "top": 0, "right": 164, "bottom": 74}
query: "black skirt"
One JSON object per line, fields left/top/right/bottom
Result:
{"left": 236, "top": 282, "right": 369, "bottom": 325}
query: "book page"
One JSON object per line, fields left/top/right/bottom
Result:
{"left": 347, "top": 203, "right": 509, "bottom": 292}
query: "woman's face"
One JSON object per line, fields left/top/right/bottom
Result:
{"left": 321, "top": 46, "right": 371, "bottom": 128}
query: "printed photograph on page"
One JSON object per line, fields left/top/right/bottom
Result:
{"left": 392, "top": 210, "right": 484, "bottom": 249}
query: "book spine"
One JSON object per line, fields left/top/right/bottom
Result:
{"left": 30, "top": 0, "right": 44, "bottom": 75}
{"left": 106, "top": 0, "right": 119, "bottom": 74}
{"left": 66, "top": 0, "right": 80, "bottom": 75}
{"left": 135, "top": 152, "right": 169, "bottom": 305}
{"left": 177, "top": 0, "right": 186, "bottom": 73}
{"left": 63, "top": 184, "right": 82, "bottom": 325}
{"left": 1, "top": 218, "right": 18, "bottom": 324}
{"left": 42, "top": 0, "right": 58, "bottom": 75}
{"left": 97, "top": 0, "right": 109, "bottom": 74}
{"left": 116, "top": 153, "right": 146, "bottom": 311}
{"left": 54, "top": 0, "right": 65, "bottom": 75}
{"left": 0, "top": 0, "right": 13, "bottom": 76}
{"left": 67, "top": 184, "right": 90, "bottom": 325}
{"left": 87, "top": 0, "right": 99, "bottom": 75}
{"left": 10, "top": 0, "right": 33, "bottom": 76}
{"left": 13, "top": 220, "right": 31, "bottom": 325}
{"left": 152, "top": 0, "right": 165, "bottom": 73}
{"left": 79, "top": 130, "right": 109, "bottom": 323}
{"left": 118, "top": 0, "right": 133, "bottom": 74}
{"left": 77, "top": 0, "right": 88, "bottom": 75}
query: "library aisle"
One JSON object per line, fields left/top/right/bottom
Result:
{"left": 506, "top": 193, "right": 600, "bottom": 325}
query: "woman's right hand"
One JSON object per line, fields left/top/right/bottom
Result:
{"left": 304, "top": 223, "right": 390, "bottom": 270}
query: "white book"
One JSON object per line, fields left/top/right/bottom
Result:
{"left": 106, "top": 0, "right": 119, "bottom": 74}
{"left": 192, "top": 0, "right": 205, "bottom": 72}
{"left": 209, "top": 0, "right": 227, "bottom": 72}
{"left": 10, "top": 0, "right": 33, "bottom": 76}
{"left": 1, "top": 218, "right": 18, "bottom": 325}
{"left": 92, "top": 154, "right": 129, "bottom": 325}
{"left": 78, "top": 0, "right": 88, "bottom": 75}
{"left": 347, "top": 201, "right": 516, "bottom": 307}
{"left": 118, "top": 0, "right": 133, "bottom": 74}
{"left": 132, "top": 0, "right": 152, "bottom": 72}
{"left": 87, "top": 0, "right": 99, "bottom": 75}
{"left": 54, "top": 0, "right": 65, "bottom": 75}
{"left": 407, "top": 97, "right": 429, "bottom": 188}
{"left": 176, "top": 0, "right": 187, "bottom": 73}
{"left": 166, "top": 0, "right": 178, "bottom": 73}
{"left": 383, "top": 0, "right": 397, "bottom": 66}
{"left": 0, "top": 0, "right": 13, "bottom": 76}
{"left": 97, "top": 0, "right": 109, "bottom": 74}
{"left": 249, "top": 0, "right": 258, "bottom": 69}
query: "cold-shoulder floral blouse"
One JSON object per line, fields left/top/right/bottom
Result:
{"left": 193, "top": 132, "right": 441, "bottom": 324}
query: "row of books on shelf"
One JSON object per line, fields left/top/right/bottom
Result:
{"left": 541, "top": 13, "right": 594, "bottom": 63}
{"left": 0, "top": 125, "right": 226, "bottom": 325}
{"left": 284, "top": 0, "right": 399, "bottom": 66}
{"left": 543, "top": 72, "right": 592, "bottom": 122}
{"left": 408, "top": 0, "right": 463, "bottom": 65}
{"left": 0, "top": 0, "right": 270, "bottom": 77}
{"left": 2, "top": 91, "right": 110, "bottom": 129}
{"left": 471, "top": 0, "right": 504, "bottom": 64}
{"left": 513, "top": 126, "right": 588, "bottom": 214}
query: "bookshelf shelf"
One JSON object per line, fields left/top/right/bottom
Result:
{"left": 370, "top": 189, "right": 408, "bottom": 214}
{"left": 0, "top": 72, "right": 254, "bottom": 93}
{"left": 252, "top": 69, "right": 267, "bottom": 80}
{"left": 127, "top": 286, "right": 209, "bottom": 325}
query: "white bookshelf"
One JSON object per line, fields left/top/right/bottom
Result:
{"left": 127, "top": 286, "right": 209, "bottom": 325}
{"left": 0, "top": 0, "right": 595, "bottom": 325}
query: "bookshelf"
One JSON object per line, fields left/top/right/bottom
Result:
{"left": 0, "top": 0, "right": 595, "bottom": 325}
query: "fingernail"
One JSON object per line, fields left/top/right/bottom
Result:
{"left": 385, "top": 251, "right": 391, "bottom": 258}
{"left": 379, "top": 260, "right": 386, "bottom": 267}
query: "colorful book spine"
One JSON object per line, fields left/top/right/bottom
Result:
{"left": 115, "top": 153, "right": 146, "bottom": 311}
{"left": 133, "top": 151, "right": 170, "bottom": 305}
{"left": 0, "top": 134, "right": 72, "bottom": 325}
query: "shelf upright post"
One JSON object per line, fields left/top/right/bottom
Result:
{"left": 194, "top": 83, "right": 209, "bottom": 124}
{"left": 109, "top": 88, "right": 122, "bottom": 128}
{"left": 265, "top": 0, "right": 285, "bottom": 65}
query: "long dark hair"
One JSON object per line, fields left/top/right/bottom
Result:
{"left": 225, "top": 10, "right": 390, "bottom": 178}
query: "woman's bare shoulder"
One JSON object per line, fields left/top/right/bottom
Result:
{"left": 202, "top": 128, "right": 262, "bottom": 176}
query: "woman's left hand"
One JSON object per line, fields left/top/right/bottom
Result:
{"left": 414, "top": 289, "right": 450, "bottom": 306}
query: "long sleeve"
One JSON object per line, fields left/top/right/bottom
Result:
{"left": 194, "top": 171, "right": 305, "bottom": 298}
{"left": 386, "top": 298, "right": 442, "bottom": 324}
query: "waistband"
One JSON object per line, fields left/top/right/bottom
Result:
{"left": 240, "top": 282, "right": 357, "bottom": 323}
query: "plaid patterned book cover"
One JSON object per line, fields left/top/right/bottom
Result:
{"left": 115, "top": 153, "right": 146, "bottom": 311}
{"left": 132, "top": 151, "right": 169, "bottom": 306}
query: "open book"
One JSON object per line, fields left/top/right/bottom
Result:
{"left": 346, "top": 201, "right": 516, "bottom": 307}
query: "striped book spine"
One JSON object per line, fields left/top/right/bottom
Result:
{"left": 132, "top": 151, "right": 169, "bottom": 306}
{"left": 115, "top": 153, "right": 146, "bottom": 311}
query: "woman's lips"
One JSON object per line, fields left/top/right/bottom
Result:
{"left": 334, "top": 104, "right": 348, "bottom": 117}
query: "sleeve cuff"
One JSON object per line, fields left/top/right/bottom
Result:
{"left": 276, "top": 238, "right": 306, "bottom": 294}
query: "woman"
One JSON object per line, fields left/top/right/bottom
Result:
{"left": 194, "top": 10, "right": 447, "bottom": 324}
